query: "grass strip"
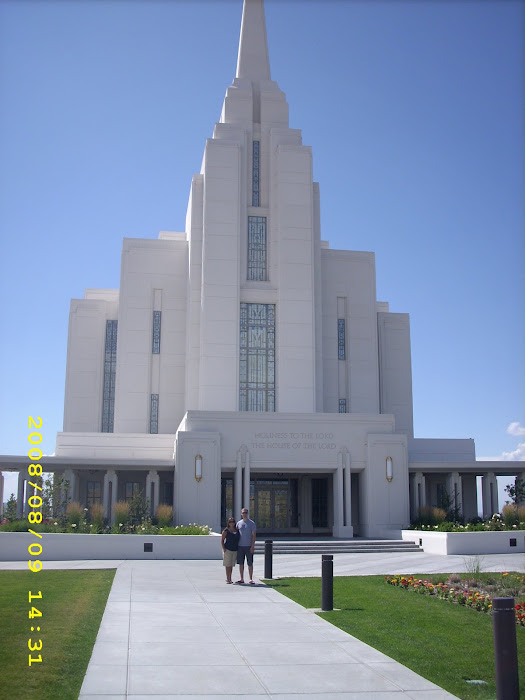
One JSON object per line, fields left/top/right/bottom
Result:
{"left": 265, "top": 575, "right": 525, "bottom": 700}
{"left": 0, "top": 569, "right": 116, "bottom": 700}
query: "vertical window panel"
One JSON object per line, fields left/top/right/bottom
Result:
{"left": 101, "top": 320, "right": 117, "bottom": 432}
{"left": 338, "top": 318, "right": 346, "bottom": 360}
{"left": 239, "top": 303, "right": 275, "bottom": 412}
{"left": 150, "top": 394, "right": 159, "bottom": 434}
{"left": 252, "top": 140, "right": 260, "bottom": 206}
{"left": 152, "top": 310, "right": 161, "bottom": 354}
{"left": 247, "top": 216, "right": 267, "bottom": 281}
{"left": 339, "top": 399, "right": 347, "bottom": 413}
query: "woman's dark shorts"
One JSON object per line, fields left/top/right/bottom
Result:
{"left": 236, "top": 545, "right": 254, "bottom": 566}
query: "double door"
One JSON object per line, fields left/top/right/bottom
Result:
{"left": 250, "top": 477, "right": 298, "bottom": 532}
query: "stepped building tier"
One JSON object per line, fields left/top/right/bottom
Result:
{"left": 1, "top": 0, "right": 522, "bottom": 535}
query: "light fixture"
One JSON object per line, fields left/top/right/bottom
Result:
{"left": 386, "top": 456, "right": 393, "bottom": 482}
{"left": 195, "top": 455, "right": 203, "bottom": 482}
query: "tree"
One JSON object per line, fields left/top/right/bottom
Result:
{"left": 4, "top": 493, "right": 17, "bottom": 521}
{"left": 504, "top": 476, "right": 525, "bottom": 506}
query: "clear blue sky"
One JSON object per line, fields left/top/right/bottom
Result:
{"left": 1, "top": 0, "right": 523, "bottom": 506}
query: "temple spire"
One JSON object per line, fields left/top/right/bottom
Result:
{"left": 235, "top": 0, "right": 271, "bottom": 82}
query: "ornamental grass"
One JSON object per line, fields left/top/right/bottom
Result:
{"left": 112, "top": 500, "right": 130, "bottom": 526}
{"left": 156, "top": 504, "right": 173, "bottom": 527}
{"left": 89, "top": 503, "right": 105, "bottom": 531}
{"left": 65, "top": 501, "right": 84, "bottom": 528}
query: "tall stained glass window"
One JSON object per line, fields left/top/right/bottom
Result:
{"left": 152, "top": 310, "right": 161, "bottom": 354}
{"left": 101, "top": 320, "right": 117, "bottom": 432}
{"left": 252, "top": 140, "right": 260, "bottom": 206}
{"left": 247, "top": 216, "right": 267, "bottom": 281}
{"left": 150, "top": 394, "right": 159, "bottom": 434}
{"left": 338, "top": 318, "right": 346, "bottom": 360}
{"left": 239, "top": 303, "right": 275, "bottom": 411}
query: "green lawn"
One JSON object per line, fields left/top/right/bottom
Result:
{"left": 265, "top": 576, "right": 525, "bottom": 700}
{"left": 0, "top": 569, "right": 116, "bottom": 700}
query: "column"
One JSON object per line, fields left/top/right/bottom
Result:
{"left": 103, "top": 471, "right": 111, "bottom": 520}
{"left": 333, "top": 451, "right": 344, "bottom": 535}
{"left": 0, "top": 472, "right": 3, "bottom": 519}
{"left": 103, "top": 469, "right": 118, "bottom": 524}
{"left": 145, "top": 470, "right": 160, "bottom": 517}
{"left": 300, "top": 476, "right": 313, "bottom": 534}
{"left": 243, "top": 450, "right": 251, "bottom": 511}
{"left": 482, "top": 472, "right": 498, "bottom": 519}
{"left": 343, "top": 450, "right": 352, "bottom": 533}
{"left": 152, "top": 471, "right": 160, "bottom": 514}
{"left": 410, "top": 472, "right": 426, "bottom": 519}
{"left": 446, "top": 472, "right": 463, "bottom": 519}
{"left": 234, "top": 449, "right": 243, "bottom": 518}
{"left": 17, "top": 470, "right": 26, "bottom": 518}
{"left": 63, "top": 468, "right": 78, "bottom": 505}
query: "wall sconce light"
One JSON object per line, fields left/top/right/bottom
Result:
{"left": 195, "top": 455, "right": 203, "bottom": 482}
{"left": 386, "top": 456, "right": 393, "bottom": 482}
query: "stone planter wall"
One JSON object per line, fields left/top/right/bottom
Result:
{"left": 402, "top": 529, "right": 525, "bottom": 555}
{"left": 0, "top": 532, "right": 222, "bottom": 561}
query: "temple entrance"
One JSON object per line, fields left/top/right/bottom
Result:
{"left": 220, "top": 473, "right": 333, "bottom": 534}
{"left": 250, "top": 477, "right": 299, "bottom": 533}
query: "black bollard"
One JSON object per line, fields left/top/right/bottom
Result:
{"left": 264, "top": 539, "right": 273, "bottom": 579}
{"left": 321, "top": 554, "right": 333, "bottom": 611}
{"left": 492, "top": 597, "right": 519, "bottom": 700}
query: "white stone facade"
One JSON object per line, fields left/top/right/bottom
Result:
{"left": 1, "top": 0, "right": 523, "bottom": 537}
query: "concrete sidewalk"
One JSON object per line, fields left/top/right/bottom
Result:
{"left": 3, "top": 551, "right": 523, "bottom": 698}
{"left": 76, "top": 558, "right": 460, "bottom": 700}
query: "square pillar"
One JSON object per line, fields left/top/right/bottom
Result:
{"left": 17, "top": 471, "right": 26, "bottom": 518}
{"left": 103, "top": 469, "right": 118, "bottom": 524}
{"left": 234, "top": 448, "right": 243, "bottom": 519}
{"left": 482, "top": 472, "right": 498, "bottom": 519}
{"left": 446, "top": 472, "right": 463, "bottom": 519}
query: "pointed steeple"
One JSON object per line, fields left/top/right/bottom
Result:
{"left": 236, "top": 0, "right": 271, "bottom": 82}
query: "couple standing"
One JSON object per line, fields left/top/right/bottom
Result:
{"left": 221, "top": 508, "right": 256, "bottom": 584}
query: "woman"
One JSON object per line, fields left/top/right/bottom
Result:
{"left": 221, "top": 517, "right": 240, "bottom": 583}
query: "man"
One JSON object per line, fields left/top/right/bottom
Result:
{"left": 236, "top": 507, "right": 256, "bottom": 584}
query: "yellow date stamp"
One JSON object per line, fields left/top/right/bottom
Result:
{"left": 27, "top": 416, "right": 44, "bottom": 666}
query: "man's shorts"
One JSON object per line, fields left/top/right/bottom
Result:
{"left": 236, "top": 545, "right": 254, "bottom": 566}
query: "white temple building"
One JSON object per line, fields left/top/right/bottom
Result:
{"left": 1, "top": 0, "right": 523, "bottom": 537}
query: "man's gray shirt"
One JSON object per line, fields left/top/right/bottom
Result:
{"left": 237, "top": 518, "right": 256, "bottom": 547}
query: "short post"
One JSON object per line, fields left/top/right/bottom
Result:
{"left": 264, "top": 539, "right": 273, "bottom": 579}
{"left": 321, "top": 554, "right": 333, "bottom": 611}
{"left": 492, "top": 597, "right": 519, "bottom": 700}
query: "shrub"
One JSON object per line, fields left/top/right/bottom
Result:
{"left": 432, "top": 507, "right": 447, "bottom": 523}
{"left": 502, "top": 503, "right": 519, "bottom": 528}
{"left": 66, "top": 501, "right": 84, "bottom": 529}
{"left": 128, "top": 491, "right": 149, "bottom": 524}
{"left": 90, "top": 503, "right": 105, "bottom": 531}
{"left": 416, "top": 505, "right": 435, "bottom": 526}
{"left": 156, "top": 504, "right": 173, "bottom": 527}
{"left": 113, "top": 501, "right": 130, "bottom": 526}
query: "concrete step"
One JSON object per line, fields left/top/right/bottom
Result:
{"left": 253, "top": 539, "right": 423, "bottom": 554}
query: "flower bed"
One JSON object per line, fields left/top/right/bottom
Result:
{"left": 385, "top": 573, "right": 525, "bottom": 625}
{"left": 0, "top": 519, "right": 211, "bottom": 535}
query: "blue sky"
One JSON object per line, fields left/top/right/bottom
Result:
{"left": 0, "top": 0, "right": 523, "bottom": 507}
